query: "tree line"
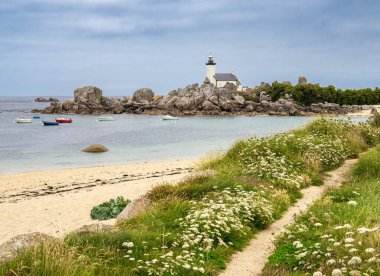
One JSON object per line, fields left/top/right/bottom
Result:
{"left": 265, "top": 82, "right": 380, "bottom": 106}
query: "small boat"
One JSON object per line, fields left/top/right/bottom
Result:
{"left": 33, "top": 116, "right": 41, "bottom": 119}
{"left": 42, "top": 121, "right": 59, "bottom": 126}
{"left": 161, "top": 115, "right": 178, "bottom": 121}
{"left": 55, "top": 118, "right": 72, "bottom": 123}
{"left": 15, "top": 118, "right": 32, "bottom": 123}
{"left": 97, "top": 117, "right": 116, "bottom": 121}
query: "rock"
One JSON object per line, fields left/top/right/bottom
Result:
{"left": 153, "top": 95, "right": 164, "bottom": 100}
{"left": 35, "top": 97, "right": 49, "bottom": 102}
{"left": 257, "top": 82, "right": 271, "bottom": 92}
{"left": 362, "top": 105, "right": 370, "bottom": 110}
{"left": 132, "top": 88, "right": 154, "bottom": 103}
{"left": 35, "top": 97, "right": 59, "bottom": 102}
{"left": 260, "top": 92, "right": 271, "bottom": 102}
{"left": 203, "top": 77, "right": 211, "bottom": 84}
{"left": 298, "top": 76, "right": 307, "bottom": 85}
{"left": 181, "top": 169, "right": 218, "bottom": 182}
{"left": 74, "top": 224, "right": 115, "bottom": 234}
{"left": 232, "top": 94, "right": 245, "bottom": 105}
{"left": 74, "top": 86, "right": 102, "bottom": 104}
{"left": 223, "top": 82, "right": 237, "bottom": 92}
{"left": 0, "top": 232, "right": 54, "bottom": 262}
{"left": 117, "top": 195, "right": 151, "bottom": 222}
{"left": 201, "top": 101, "right": 220, "bottom": 112}
{"left": 82, "top": 144, "right": 109, "bottom": 153}
{"left": 371, "top": 108, "right": 378, "bottom": 114}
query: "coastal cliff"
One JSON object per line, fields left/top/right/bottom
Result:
{"left": 40, "top": 80, "right": 365, "bottom": 116}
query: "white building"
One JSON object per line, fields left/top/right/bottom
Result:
{"left": 206, "top": 55, "right": 241, "bottom": 90}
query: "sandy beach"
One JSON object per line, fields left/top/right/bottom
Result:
{"left": 0, "top": 160, "right": 194, "bottom": 244}
{"left": 347, "top": 105, "right": 380, "bottom": 116}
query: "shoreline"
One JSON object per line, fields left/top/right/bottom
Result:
{"left": 0, "top": 159, "right": 194, "bottom": 244}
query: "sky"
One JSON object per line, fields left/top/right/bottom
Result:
{"left": 1, "top": 0, "right": 380, "bottom": 96}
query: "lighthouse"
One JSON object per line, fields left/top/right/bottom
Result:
{"left": 206, "top": 54, "right": 216, "bottom": 86}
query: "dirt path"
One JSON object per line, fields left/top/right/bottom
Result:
{"left": 219, "top": 159, "right": 358, "bottom": 276}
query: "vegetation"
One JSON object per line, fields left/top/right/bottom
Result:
{"left": 264, "top": 82, "right": 380, "bottom": 106}
{"left": 263, "top": 145, "right": 380, "bottom": 276}
{"left": 1, "top": 118, "right": 380, "bottom": 275}
{"left": 90, "top": 196, "right": 130, "bottom": 220}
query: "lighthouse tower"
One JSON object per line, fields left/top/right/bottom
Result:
{"left": 206, "top": 54, "right": 216, "bottom": 85}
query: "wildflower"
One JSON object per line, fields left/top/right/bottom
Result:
{"left": 314, "top": 222, "right": 322, "bottom": 227}
{"left": 332, "top": 269, "right": 343, "bottom": 276}
{"left": 347, "top": 200, "right": 357, "bottom": 206}
{"left": 365, "top": 248, "right": 375, "bottom": 253}
{"left": 333, "top": 242, "right": 341, "bottom": 246}
{"left": 313, "top": 272, "right": 323, "bottom": 276}
{"left": 344, "top": 238, "right": 355, "bottom": 243}
{"left": 129, "top": 257, "right": 135, "bottom": 261}
{"left": 122, "top": 241, "right": 134, "bottom": 248}
{"left": 347, "top": 256, "right": 362, "bottom": 266}
{"left": 183, "top": 264, "right": 191, "bottom": 269}
{"left": 327, "top": 259, "right": 336, "bottom": 265}
{"left": 199, "top": 267, "right": 205, "bottom": 273}
{"left": 367, "top": 257, "right": 376, "bottom": 263}
{"left": 343, "top": 224, "right": 352, "bottom": 229}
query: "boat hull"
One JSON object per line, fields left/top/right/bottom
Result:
{"left": 15, "top": 119, "right": 32, "bottom": 123}
{"left": 42, "top": 121, "right": 59, "bottom": 126}
{"left": 55, "top": 118, "right": 72, "bottom": 123}
{"left": 97, "top": 117, "right": 116, "bottom": 121}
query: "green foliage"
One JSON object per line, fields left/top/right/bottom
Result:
{"left": 264, "top": 146, "right": 380, "bottom": 276}
{"left": 90, "top": 196, "right": 130, "bottom": 220}
{"left": 265, "top": 82, "right": 380, "bottom": 105}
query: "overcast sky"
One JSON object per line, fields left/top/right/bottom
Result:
{"left": 1, "top": 0, "right": 380, "bottom": 96}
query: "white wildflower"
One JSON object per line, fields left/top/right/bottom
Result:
{"left": 332, "top": 269, "right": 343, "bottom": 276}
{"left": 347, "top": 200, "right": 357, "bottom": 206}
{"left": 365, "top": 248, "right": 375, "bottom": 253}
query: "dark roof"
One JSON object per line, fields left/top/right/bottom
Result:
{"left": 214, "top": 73, "right": 238, "bottom": 81}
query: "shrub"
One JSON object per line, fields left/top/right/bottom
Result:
{"left": 90, "top": 196, "right": 131, "bottom": 220}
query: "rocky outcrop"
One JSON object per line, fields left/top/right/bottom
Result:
{"left": 35, "top": 97, "right": 59, "bottom": 102}
{"left": 117, "top": 195, "right": 151, "bottom": 222}
{"left": 82, "top": 144, "right": 109, "bottom": 153}
{"left": 132, "top": 88, "right": 154, "bottom": 103}
{"left": 298, "top": 76, "right": 308, "bottom": 85}
{"left": 42, "top": 82, "right": 363, "bottom": 116}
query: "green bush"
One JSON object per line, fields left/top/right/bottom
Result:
{"left": 265, "top": 81, "right": 380, "bottom": 106}
{"left": 90, "top": 196, "right": 131, "bottom": 220}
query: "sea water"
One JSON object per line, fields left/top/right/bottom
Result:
{"left": 0, "top": 97, "right": 366, "bottom": 173}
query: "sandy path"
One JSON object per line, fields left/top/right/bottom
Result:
{"left": 220, "top": 159, "right": 357, "bottom": 276}
{"left": 0, "top": 160, "right": 193, "bottom": 244}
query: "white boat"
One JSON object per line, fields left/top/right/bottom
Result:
{"left": 97, "top": 117, "right": 116, "bottom": 121}
{"left": 161, "top": 115, "right": 178, "bottom": 120}
{"left": 15, "top": 118, "right": 32, "bottom": 123}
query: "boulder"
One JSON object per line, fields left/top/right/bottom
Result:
{"left": 82, "top": 144, "right": 109, "bottom": 153}
{"left": 48, "top": 97, "right": 59, "bottom": 102}
{"left": 232, "top": 94, "right": 245, "bottom": 105}
{"left": 117, "top": 195, "right": 151, "bottom": 222}
{"left": 34, "top": 97, "right": 49, "bottom": 102}
{"left": 132, "top": 88, "right": 154, "bottom": 103}
{"left": 298, "top": 76, "right": 308, "bottom": 85}
{"left": 74, "top": 224, "right": 115, "bottom": 235}
{"left": 74, "top": 86, "right": 102, "bottom": 104}
{"left": 201, "top": 100, "right": 221, "bottom": 112}
{"left": 260, "top": 92, "right": 271, "bottom": 102}
{"left": 0, "top": 232, "right": 54, "bottom": 262}
{"left": 371, "top": 108, "right": 378, "bottom": 114}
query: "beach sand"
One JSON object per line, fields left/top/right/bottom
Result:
{"left": 0, "top": 160, "right": 194, "bottom": 244}
{"left": 347, "top": 105, "right": 380, "bottom": 117}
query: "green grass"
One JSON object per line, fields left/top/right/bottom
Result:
{"left": 1, "top": 118, "right": 380, "bottom": 275}
{"left": 263, "top": 145, "right": 380, "bottom": 276}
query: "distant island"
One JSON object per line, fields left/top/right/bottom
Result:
{"left": 37, "top": 76, "right": 379, "bottom": 116}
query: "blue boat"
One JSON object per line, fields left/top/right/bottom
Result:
{"left": 42, "top": 121, "right": 59, "bottom": 126}
{"left": 33, "top": 116, "right": 41, "bottom": 119}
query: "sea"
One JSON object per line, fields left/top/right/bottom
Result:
{"left": 0, "top": 96, "right": 367, "bottom": 174}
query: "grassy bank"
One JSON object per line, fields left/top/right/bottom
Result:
{"left": 263, "top": 144, "right": 380, "bottom": 276}
{"left": 2, "top": 118, "right": 380, "bottom": 275}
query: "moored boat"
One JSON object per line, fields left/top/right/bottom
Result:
{"left": 97, "top": 117, "right": 116, "bottom": 121}
{"left": 161, "top": 115, "right": 178, "bottom": 120}
{"left": 15, "top": 118, "right": 32, "bottom": 123}
{"left": 55, "top": 118, "right": 72, "bottom": 123}
{"left": 42, "top": 121, "right": 59, "bottom": 126}
{"left": 33, "top": 116, "right": 41, "bottom": 119}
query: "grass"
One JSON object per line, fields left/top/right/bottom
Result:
{"left": 263, "top": 145, "right": 380, "bottom": 276}
{"left": 2, "top": 117, "right": 380, "bottom": 275}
